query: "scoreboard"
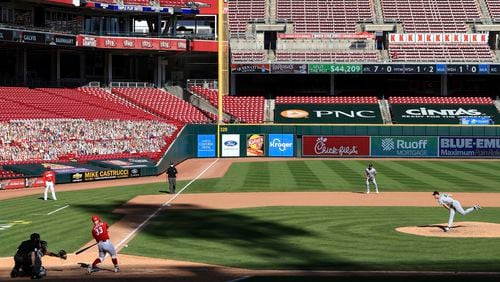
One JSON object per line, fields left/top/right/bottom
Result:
{"left": 231, "top": 63, "right": 500, "bottom": 74}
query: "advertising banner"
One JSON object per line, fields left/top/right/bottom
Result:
{"left": 275, "top": 104, "right": 383, "bottom": 124}
{"left": 230, "top": 64, "right": 270, "bottom": 74}
{"left": 0, "top": 178, "right": 26, "bottom": 190}
{"left": 302, "top": 136, "right": 370, "bottom": 157}
{"left": 77, "top": 35, "right": 187, "bottom": 51}
{"left": 389, "top": 33, "right": 488, "bottom": 44}
{"left": 221, "top": 134, "right": 240, "bottom": 157}
{"left": 268, "top": 134, "right": 294, "bottom": 157}
{"left": 371, "top": 136, "right": 438, "bottom": 157}
{"left": 391, "top": 104, "right": 500, "bottom": 124}
{"left": 41, "top": 163, "right": 91, "bottom": 173}
{"left": 25, "top": 177, "right": 46, "bottom": 188}
{"left": 270, "top": 64, "right": 308, "bottom": 74}
{"left": 0, "top": 29, "right": 13, "bottom": 41}
{"left": 308, "top": 64, "right": 363, "bottom": 74}
{"left": 246, "top": 134, "right": 265, "bottom": 157}
{"left": 15, "top": 31, "right": 45, "bottom": 44}
{"left": 197, "top": 134, "right": 216, "bottom": 157}
{"left": 439, "top": 137, "right": 500, "bottom": 157}
{"left": 71, "top": 169, "right": 139, "bottom": 182}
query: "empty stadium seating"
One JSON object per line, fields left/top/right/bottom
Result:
{"left": 380, "top": 0, "right": 481, "bottom": 32}
{"left": 231, "top": 51, "right": 267, "bottom": 63}
{"left": 277, "top": 0, "right": 374, "bottom": 33}
{"left": 486, "top": 0, "right": 500, "bottom": 18}
{"left": 276, "top": 96, "right": 379, "bottom": 104}
{"left": 388, "top": 96, "right": 493, "bottom": 104}
{"left": 0, "top": 168, "right": 23, "bottom": 178}
{"left": 389, "top": 43, "right": 495, "bottom": 62}
{"left": 159, "top": 0, "right": 187, "bottom": 6}
{"left": 276, "top": 51, "right": 379, "bottom": 62}
{"left": 190, "top": 86, "right": 265, "bottom": 123}
{"left": 122, "top": 0, "right": 150, "bottom": 5}
{"left": 112, "top": 87, "right": 211, "bottom": 123}
{"left": 228, "top": 0, "right": 266, "bottom": 35}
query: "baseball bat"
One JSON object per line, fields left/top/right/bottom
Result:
{"left": 75, "top": 242, "right": 98, "bottom": 255}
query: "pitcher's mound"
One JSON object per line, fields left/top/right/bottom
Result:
{"left": 396, "top": 221, "right": 500, "bottom": 238}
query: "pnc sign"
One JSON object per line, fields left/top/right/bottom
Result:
{"left": 275, "top": 104, "right": 383, "bottom": 124}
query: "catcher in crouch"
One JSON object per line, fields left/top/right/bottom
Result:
{"left": 11, "top": 233, "right": 67, "bottom": 279}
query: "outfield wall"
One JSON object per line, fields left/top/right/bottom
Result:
{"left": 2, "top": 124, "right": 498, "bottom": 187}
{"left": 173, "top": 124, "right": 500, "bottom": 161}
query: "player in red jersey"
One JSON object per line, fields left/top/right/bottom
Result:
{"left": 42, "top": 166, "right": 57, "bottom": 201}
{"left": 88, "top": 215, "right": 119, "bottom": 273}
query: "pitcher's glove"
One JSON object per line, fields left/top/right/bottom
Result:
{"left": 57, "top": 249, "right": 67, "bottom": 260}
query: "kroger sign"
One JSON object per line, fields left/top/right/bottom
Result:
{"left": 371, "top": 136, "right": 438, "bottom": 157}
{"left": 268, "top": 134, "right": 294, "bottom": 157}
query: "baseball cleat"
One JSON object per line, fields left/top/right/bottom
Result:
{"left": 87, "top": 266, "right": 100, "bottom": 274}
{"left": 444, "top": 227, "right": 450, "bottom": 232}
{"left": 114, "top": 266, "right": 120, "bottom": 273}
{"left": 474, "top": 205, "right": 481, "bottom": 210}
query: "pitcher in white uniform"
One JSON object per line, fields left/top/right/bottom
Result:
{"left": 432, "top": 191, "right": 481, "bottom": 232}
{"left": 365, "top": 164, "right": 378, "bottom": 194}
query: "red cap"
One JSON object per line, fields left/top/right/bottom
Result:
{"left": 91, "top": 215, "right": 100, "bottom": 222}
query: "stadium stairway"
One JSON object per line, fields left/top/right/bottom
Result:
{"left": 494, "top": 99, "right": 500, "bottom": 113}
{"left": 187, "top": 87, "right": 233, "bottom": 122}
{"left": 378, "top": 99, "right": 393, "bottom": 124}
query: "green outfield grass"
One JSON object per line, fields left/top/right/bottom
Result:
{"left": 0, "top": 159, "right": 499, "bottom": 272}
{"left": 123, "top": 206, "right": 500, "bottom": 272}
{"left": 186, "top": 160, "right": 500, "bottom": 193}
{"left": 0, "top": 182, "right": 166, "bottom": 257}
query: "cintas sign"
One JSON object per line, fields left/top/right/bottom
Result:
{"left": 275, "top": 104, "right": 383, "bottom": 124}
{"left": 391, "top": 104, "right": 499, "bottom": 124}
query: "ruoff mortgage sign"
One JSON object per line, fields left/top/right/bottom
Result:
{"left": 371, "top": 136, "right": 438, "bottom": 157}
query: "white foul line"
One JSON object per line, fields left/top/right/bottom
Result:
{"left": 116, "top": 158, "right": 220, "bottom": 249}
{"left": 47, "top": 205, "right": 69, "bottom": 215}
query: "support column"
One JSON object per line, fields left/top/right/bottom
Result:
{"left": 105, "top": 53, "right": 113, "bottom": 86}
{"left": 22, "top": 47, "right": 27, "bottom": 85}
{"left": 230, "top": 73, "right": 236, "bottom": 95}
{"left": 79, "top": 53, "right": 85, "bottom": 81}
{"left": 56, "top": 50, "right": 61, "bottom": 87}
{"left": 330, "top": 74, "right": 335, "bottom": 95}
{"left": 441, "top": 74, "right": 448, "bottom": 97}
{"left": 154, "top": 55, "right": 161, "bottom": 87}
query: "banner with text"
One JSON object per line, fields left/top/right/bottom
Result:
{"left": 77, "top": 35, "right": 187, "bottom": 51}
{"left": 371, "top": 136, "right": 438, "bottom": 157}
{"left": 197, "top": 134, "right": 216, "bottom": 157}
{"left": 268, "top": 134, "right": 294, "bottom": 157}
{"left": 439, "top": 137, "right": 500, "bottom": 157}
{"left": 221, "top": 134, "right": 240, "bottom": 157}
{"left": 231, "top": 64, "right": 270, "bottom": 74}
{"left": 391, "top": 104, "right": 499, "bottom": 124}
{"left": 275, "top": 104, "right": 383, "bottom": 124}
{"left": 71, "top": 169, "right": 140, "bottom": 182}
{"left": 389, "top": 33, "right": 488, "bottom": 43}
{"left": 302, "top": 136, "right": 370, "bottom": 157}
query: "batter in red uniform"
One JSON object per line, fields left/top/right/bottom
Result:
{"left": 42, "top": 166, "right": 56, "bottom": 201}
{"left": 88, "top": 215, "right": 119, "bottom": 273}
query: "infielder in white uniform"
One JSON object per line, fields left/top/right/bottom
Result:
{"left": 433, "top": 191, "right": 481, "bottom": 232}
{"left": 365, "top": 164, "right": 378, "bottom": 194}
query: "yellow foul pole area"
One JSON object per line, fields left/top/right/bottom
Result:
{"left": 217, "top": 0, "right": 229, "bottom": 157}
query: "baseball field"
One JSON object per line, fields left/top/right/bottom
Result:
{"left": 1, "top": 158, "right": 500, "bottom": 281}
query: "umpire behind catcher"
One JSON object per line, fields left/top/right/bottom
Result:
{"left": 11, "top": 233, "right": 67, "bottom": 279}
{"left": 166, "top": 162, "right": 178, "bottom": 194}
